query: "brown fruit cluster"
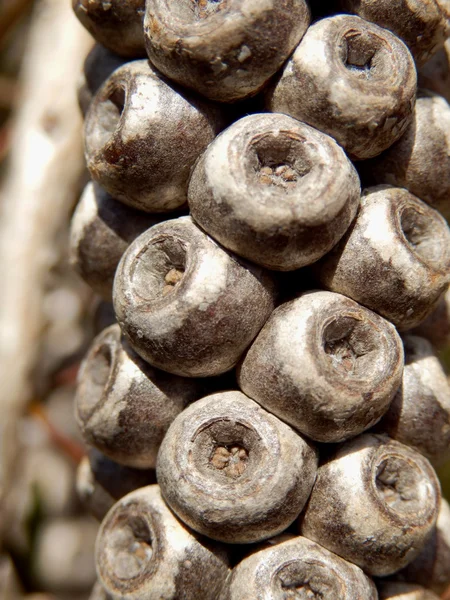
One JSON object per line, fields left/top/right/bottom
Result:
{"left": 72, "top": 1, "right": 450, "bottom": 598}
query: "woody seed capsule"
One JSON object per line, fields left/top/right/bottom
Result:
{"left": 300, "top": 434, "right": 441, "bottom": 576}
{"left": 156, "top": 391, "right": 318, "bottom": 544}
{"left": 411, "top": 287, "right": 450, "bottom": 350}
{"left": 75, "top": 324, "right": 201, "bottom": 468}
{"left": 113, "top": 216, "right": 276, "bottom": 377}
{"left": 144, "top": 0, "right": 310, "bottom": 103}
{"left": 316, "top": 186, "right": 450, "bottom": 330}
{"left": 189, "top": 113, "right": 360, "bottom": 271}
{"left": 375, "top": 335, "right": 450, "bottom": 466}
{"left": 267, "top": 15, "right": 417, "bottom": 160}
{"left": 238, "top": 290, "right": 403, "bottom": 443}
{"left": 85, "top": 60, "right": 224, "bottom": 213}
{"left": 218, "top": 535, "right": 377, "bottom": 600}
{"left": 96, "top": 485, "right": 230, "bottom": 600}
{"left": 70, "top": 182, "right": 159, "bottom": 299}
{"left": 377, "top": 582, "right": 440, "bottom": 600}
{"left": 72, "top": 0, "right": 146, "bottom": 58}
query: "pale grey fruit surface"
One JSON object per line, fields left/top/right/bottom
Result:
{"left": 75, "top": 324, "right": 201, "bottom": 468}
{"left": 70, "top": 182, "right": 159, "bottom": 299}
{"left": 84, "top": 60, "right": 224, "bottom": 212}
{"left": 96, "top": 485, "right": 230, "bottom": 600}
{"left": 377, "top": 582, "right": 440, "bottom": 600}
{"left": 376, "top": 335, "right": 450, "bottom": 466}
{"left": 238, "top": 290, "right": 403, "bottom": 443}
{"left": 156, "top": 391, "right": 318, "bottom": 544}
{"left": 144, "top": 0, "right": 310, "bottom": 102}
{"left": 363, "top": 91, "right": 450, "bottom": 219}
{"left": 267, "top": 15, "right": 417, "bottom": 160}
{"left": 396, "top": 498, "right": 450, "bottom": 595}
{"left": 339, "top": 0, "right": 450, "bottom": 66}
{"left": 113, "top": 217, "right": 276, "bottom": 377}
{"left": 316, "top": 186, "right": 450, "bottom": 330}
{"left": 189, "top": 113, "right": 360, "bottom": 271}
{"left": 218, "top": 535, "right": 378, "bottom": 600}
{"left": 301, "top": 434, "right": 441, "bottom": 577}
{"left": 73, "top": 0, "right": 146, "bottom": 57}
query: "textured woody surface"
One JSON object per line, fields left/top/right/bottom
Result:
{"left": 267, "top": 15, "right": 417, "bottom": 160}
{"left": 411, "top": 287, "right": 450, "bottom": 350}
{"left": 89, "top": 581, "right": 113, "bottom": 599}
{"left": 316, "top": 186, "right": 450, "bottom": 330}
{"left": 85, "top": 60, "right": 224, "bottom": 212}
{"left": 418, "top": 40, "right": 450, "bottom": 102}
{"left": 301, "top": 434, "right": 441, "bottom": 576}
{"left": 96, "top": 485, "right": 230, "bottom": 599}
{"left": 376, "top": 335, "right": 450, "bottom": 466}
{"left": 189, "top": 113, "right": 360, "bottom": 270}
{"left": 239, "top": 291, "right": 404, "bottom": 442}
{"left": 157, "top": 392, "right": 318, "bottom": 543}
{"left": 339, "top": 0, "right": 450, "bottom": 66}
{"left": 218, "top": 535, "right": 377, "bottom": 599}
{"left": 75, "top": 324, "right": 201, "bottom": 468}
{"left": 144, "top": 0, "right": 310, "bottom": 102}
{"left": 73, "top": 0, "right": 146, "bottom": 57}
{"left": 70, "top": 182, "right": 159, "bottom": 299}
{"left": 378, "top": 582, "right": 440, "bottom": 600}
{"left": 113, "top": 217, "right": 276, "bottom": 377}
{"left": 363, "top": 91, "right": 450, "bottom": 219}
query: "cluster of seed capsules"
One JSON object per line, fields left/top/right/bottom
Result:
{"left": 71, "top": 0, "right": 450, "bottom": 598}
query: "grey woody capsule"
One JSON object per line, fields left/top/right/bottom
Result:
{"left": 411, "top": 287, "right": 450, "bottom": 350}
{"left": 238, "top": 290, "right": 403, "bottom": 443}
{"left": 96, "top": 485, "right": 230, "bottom": 600}
{"left": 338, "top": 0, "right": 450, "bottom": 66}
{"left": 70, "top": 182, "right": 159, "bottom": 299}
{"left": 75, "top": 324, "right": 201, "bottom": 468}
{"left": 375, "top": 335, "right": 450, "bottom": 466}
{"left": 84, "top": 60, "right": 224, "bottom": 213}
{"left": 72, "top": 0, "right": 146, "bottom": 58}
{"left": 362, "top": 91, "right": 450, "bottom": 219}
{"left": 156, "top": 391, "right": 318, "bottom": 544}
{"left": 218, "top": 535, "right": 377, "bottom": 600}
{"left": 76, "top": 449, "right": 156, "bottom": 521}
{"left": 396, "top": 498, "right": 450, "bottom": 595}
{"left": 267, "top": 15, "right": 417, "bottom": 160}
{"left": 300, "top": 434, "right": 441, "bottom": 577}
{"left": 316, "top": 186, "right": 450, "bottom": 330}
{"left": 188, "top": 113, "right": 360, "bottom": 271}
{"left": 113, "top": 216, "right": 276, "bottom": 377}
{"left": 143, "top": 0, "right": 310, "bottom": 103}
{"left": 377, "top": 582, "right": 440, "bottom": 600}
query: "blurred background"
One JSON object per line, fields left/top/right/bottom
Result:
{"left": 0, "top": 0, "right": 448, "bottom": 598}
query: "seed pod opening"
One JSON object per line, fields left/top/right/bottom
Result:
{"left": 301, "top": 434, "right": 441, "bottom": 576}
{"left": 189, "top": 113, "right": 360, "bottom": 270}
{"left": 239, "top": 290, "right": 403, "bottom": 442}
{"left": 267, "top": 15, "right": 417, "bottom": 160}
{"left": 157, "top": 391, "right": 318, "bottom": 543}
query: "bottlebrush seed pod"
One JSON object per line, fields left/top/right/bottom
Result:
{"left": 375, "top": 335, "right": 450, "bottom": 466}
{"left": 156, "top": 391, "right": 318, "bottom": 544}
{"left": 188, "top": 114, "right": 360, "bottom": 271}
{"left": 76, "top": 449, "right": 156, "bottom": 521}
{"left": 218, "top": 535, "right": 377, "bottom": 600}
{"left": 377, "top": 582, "right": 440, "bottom": 600}
{"left": 113, "top": 216, "right": 276, "bottom": 377}
{"left": 316, "top": 186, "right": 450, "bottom": 330}
{"left": 143, "top": 0, "right": 310, "bottom": 103}
{"left": 300, "top": 434, "right": 441, "bottom": 577}
{"left": 84, "top": 60, "right": 224, "bottom": 213}
{"left": 362, "top": 91, "right": 450, "bottom": 219}
{"left": 267, "top": 15, "right": 417, "bottom": 160}
{"left": 396, "top": 498, "right": 450, "bottom": 595}
{"left": 70, "top": 182, "right": 159, "bottom": 299}
{"left": 72, "top": 0, "right": 146, "bottom": 58}
{"left": 77, "top": 45, "right": 126, "bottom": 117}
{"left": 338, "top": 0, "right": 450, "bottom": 66}
{"left": 96, "top": 485, "right": 230, "bottom": 600}
{"left": 411, "top": 287, "right": 450, "bottom": 350}
{"left": 238, "top": 290, "right": 403, "bottom": 443}
{"left": 75, "top": 324, "right": 201, "bottom": 468}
